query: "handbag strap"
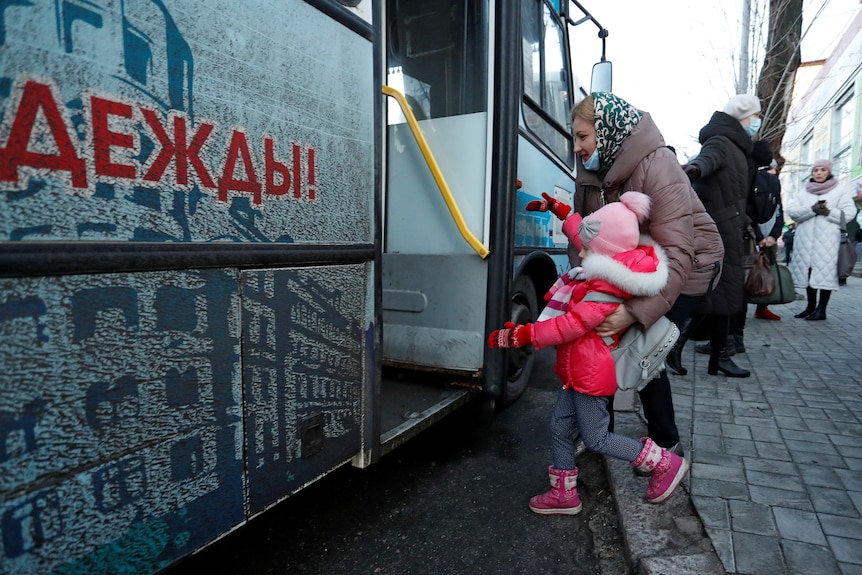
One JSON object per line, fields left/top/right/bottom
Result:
{"left": 582, "top": 292, "right": 624, "bottom": 346}
{"left": 582, "top": 292, "right": 624, "bottom": 304}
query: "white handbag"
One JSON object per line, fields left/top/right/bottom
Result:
{"left": 583, "top": 292, "right": 679, "bottom": 391}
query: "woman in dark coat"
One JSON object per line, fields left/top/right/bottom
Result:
{"left": 680, "top": 94, "right": 760, "bottom": 377}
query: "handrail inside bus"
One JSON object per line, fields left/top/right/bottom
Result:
{"left": 382, "top": 85, "right": 490, "bottom": 259}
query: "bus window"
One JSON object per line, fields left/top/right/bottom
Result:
{"left": 386, "top": 0, "right": 488, "bottom": 123}
{"left": 521, "top": 0, "right": 572, "bottom": 166}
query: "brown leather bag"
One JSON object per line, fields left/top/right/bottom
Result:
{"left": 744, "top": 250, "right": 775, "bottom": 297}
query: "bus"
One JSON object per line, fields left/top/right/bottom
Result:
{"left": 0, "top": 0, "right": 610, "bottom": 572}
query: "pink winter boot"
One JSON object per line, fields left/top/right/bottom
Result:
{"left": 632, "top": 437, "right": 690, "bottom": 503}
{"left": 529, "top": 466, "right": 582, "bottom": 515}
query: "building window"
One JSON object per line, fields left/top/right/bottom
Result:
{"left": 831, "top": 88, "right": 854, "bottom": 182}
{"left": 799, "top": 132, "right": 813, "bottom": 193}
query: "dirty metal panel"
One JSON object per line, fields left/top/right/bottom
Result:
{"left": 0, "top": 269, "right": 244, "bottom": 573}
{"left": 0, "top": 0, "right": 373, "bottom": 246}
{"left": 241, "top": 264, "right": 368, "bottom": 515}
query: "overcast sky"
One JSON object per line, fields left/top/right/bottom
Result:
{"left": 574, "top": 0, "right": 857, "bottom": 160}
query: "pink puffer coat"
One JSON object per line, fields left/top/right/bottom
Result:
{"left": 532, "top": 242, "right": 669, "bottom": 396}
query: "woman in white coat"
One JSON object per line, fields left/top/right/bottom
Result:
{"left": 785, "top": 159, "right": 856, "bottom": 320}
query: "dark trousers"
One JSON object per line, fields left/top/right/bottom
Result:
{"left": 608, "top": 294, "right": 701, "bottom": 448}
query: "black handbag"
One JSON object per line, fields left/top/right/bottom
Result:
{"left": 747, "top": 249, "right": 795, "bottom": 305}
{"left": 838, "top": 212, "right": 858, "bottom": 281}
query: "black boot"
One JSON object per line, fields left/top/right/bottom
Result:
{"left": 794, "top": 308, "right": 815, "bottom": 318}
{"left": 707, "top": 349, "right": 751, "bottom": 377}
{"left": 795, "top": 287, "right": 817, "bottom": 318}
{"left": 666, "top": 342, "right": 687, "bottom": 375}
{"left": 805, "top": 308, "right": 826, "bottom": 320}
{"left": 665, "top": 317, "right": 693, "bottom": 376}
{"left": 805, "top": 290, "right": 830, "bottom": 321}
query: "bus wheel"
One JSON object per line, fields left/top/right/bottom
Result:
{"left": 500, "top": 274, "right": 538, "bottom": 407}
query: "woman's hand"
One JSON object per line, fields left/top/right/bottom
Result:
{"left": 759, "top": 236, "right": 776, "bottom": 248}
{"left": 595, "top": 306, "right": 636, "bottom": 337}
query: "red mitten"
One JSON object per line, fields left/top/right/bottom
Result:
{"left": 488, "top": 322, "right": 533, "bottom": 348}
{"left": 525, "top": 192, "right": 571, "bottom": 221}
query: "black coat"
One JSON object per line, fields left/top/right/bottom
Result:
{"left": 689, "top": 112, "right": 754, "bottom": 316}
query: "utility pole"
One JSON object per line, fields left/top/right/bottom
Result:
{"left": 739, "top": 0, "right": 751, "bottom": 93}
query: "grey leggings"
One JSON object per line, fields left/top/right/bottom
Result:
{"left": 550, "top": 388, "right": 644, "bottom": 470}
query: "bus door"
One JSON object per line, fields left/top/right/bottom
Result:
{"left": 379, "top": 0, "right": 491, "bottom": 426}
{"left": 380, "top": 0, "right": 594, "bottom": 416}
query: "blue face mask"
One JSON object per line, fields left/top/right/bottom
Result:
{"left": 583, "top": 149, "right": 600, "bottom": 171}
{"left": 745, "top": 117, "right": 761, "bottom": 137}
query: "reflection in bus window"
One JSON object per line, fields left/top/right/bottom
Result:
{"left": 542, "top": 9, "right": 568, "bottom": 127}
{"left": 520, "top": 0, "right": 572, "bottom": 166}
{"left": 386, "top": 0, "right": 487, "bottom": 124}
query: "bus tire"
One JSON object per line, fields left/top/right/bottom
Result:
{"left": 499, "top": 274, "right": 538, "bottom": 408}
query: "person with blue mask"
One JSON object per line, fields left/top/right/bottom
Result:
{"left": 676, "top": 94, "right": 761, "bottom": 378}
{"left": 529, "top": 93, "right": 724, "bottom": 472}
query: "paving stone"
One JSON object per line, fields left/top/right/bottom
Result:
{"left": 692, "top": 496, "right": 730, "bottom": 529}
{"left": 835, "top": 468, "right": 862, "bottom": 492}
{"left": 733, "top": 404, "right": 774, "bottom": 420}
{"left": 819, "top": 514, "right": 862, "bottom": 538}
{"left": 746, "top": 470, "right": 807, "bottom": 492}
{"left": 749, "top": 485, "right": 813, "bottom": 510}
{"left": 772, "top": 507, "right": 827, "bottom": 544}
{"left": 790, "top": 451, "right": 848, "bottom": 469}
{"left": 693, "top": 462, "right": 747, "bottom": 484}
{"left": 775, "top": 415, "right": 810, "bottom": 432}
{"left": 799, "top": 464, "right": 846, "bottom": 489}
{"left": 810, "top": 487, "right": 858, "bottom": 516}
{"left": 733, "top": 532, "right": 785, "bottom": 574}
{"left": 721, "top": 422, "right": 753, "bottom": 440}
{"left": 805, "top": 418, "right": 840, "bottom": 434}
{"left": 848, "top": 490, "right": 862, "bottom": 517}
{"left": 828, "top": 535, "right": 862, "bottom": 565}
{"left": 781, "top": 428, "right": 835, "bottom": 444}
{"left": 744, "top": 459, "right": 798, "bottom": 481}
{"left": 724, "top": 437, "right": 760, "bottom": 457}
{"left": 749, "top": 425, "right": 784, "bottom": 442}
{"left": 833, "top": 444, "right": 862, "bottom": 466}
{"left": 781, "top": 541, "right": 842, "bottom": 575}
{"left": 705, "top": 527, "right": 734, "bottom": 573}
{"left": 729, "top": 499, "right": 777, "bottom": 536}
{"left": 691, "top": 478, "right": 750, "bottom": 500}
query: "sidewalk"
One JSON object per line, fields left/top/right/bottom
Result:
{"left": 606, "top": 275, "right": 862, "bottom": 575}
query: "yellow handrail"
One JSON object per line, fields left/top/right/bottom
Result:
{"left": 382, "top": 85, "right": 490, "bottom": 259}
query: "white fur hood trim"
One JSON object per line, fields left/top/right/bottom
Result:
{"left": 579, "top": 235, "right": 669, "bottom": 297}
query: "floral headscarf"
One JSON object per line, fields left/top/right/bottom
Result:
{"left": 592, "top": 92, "right": 642, "bottom": 178}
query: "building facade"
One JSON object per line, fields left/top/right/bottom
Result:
{"left": 781, "top": 6, "right": 862, "bottom": 223}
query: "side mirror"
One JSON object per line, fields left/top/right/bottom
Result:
{"left": 590, "top": 61, "right": 612, "bottom": 93}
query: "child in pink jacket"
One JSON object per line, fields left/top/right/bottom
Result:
{"left": 488, "top": 192, "right": 690, "bottom": 514}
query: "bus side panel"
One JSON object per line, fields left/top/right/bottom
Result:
{"left": 0, "top": 269, "right": 244, "bottom": 574}
{"left": 240, "top": 264, "right": 367, "bottom": 515}
{"left": 0, "top": 0, "right": 374, "bottom": 246}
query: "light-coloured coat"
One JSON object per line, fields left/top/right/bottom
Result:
{"left": 785, "top": 184, "right": 856, "bottom": 290}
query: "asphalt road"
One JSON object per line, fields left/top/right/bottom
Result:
{"left": 165, "top": 347, "right": 628, "bottom": 575}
